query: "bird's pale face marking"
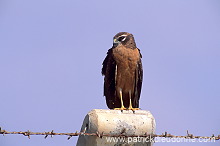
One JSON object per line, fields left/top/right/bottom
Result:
{"left": 114, "top": 34, "right": 128, "bottom": 42}
{"left": 113, "top": 34, "right": 129, "bottom": 47}
{"left": 118, "top": 35, "right": 127, "bottom": 42}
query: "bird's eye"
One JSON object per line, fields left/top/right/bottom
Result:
{"left": 118, "top": 36, "right": 126, "bottom": 42}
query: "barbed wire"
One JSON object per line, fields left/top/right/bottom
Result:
{"left": 0, "top": 127, "right": 219, "bottom": 140}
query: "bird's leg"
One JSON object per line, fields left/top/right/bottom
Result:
{"left": 114, "top": 89, "right": 126, "bottom": 110}
{"left": 119, "top": 89, "right": 126, "bottom": 110}
{"left": 128, "top": 90, "right": 139, "bottom": 111}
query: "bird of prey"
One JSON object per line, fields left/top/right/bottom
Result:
{"left": 102, "top": 32, "right": 143, "bottom": 110}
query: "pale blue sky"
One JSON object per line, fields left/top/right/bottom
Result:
{"left": 0, "top": 0, "right": 220, "bottom": 146}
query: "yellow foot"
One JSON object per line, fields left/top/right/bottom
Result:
{"left": 127, "top": 107, "right": 140, "bottom": 111}
{"left": 127, "top": 91, "right": 140, "bottom": 112}
{"left": 114, "top": 107, "right": 127, "bottom": 110}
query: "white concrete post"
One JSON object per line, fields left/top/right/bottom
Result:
{"left": 77, "top": 109, "right": 156, "bottom": 146}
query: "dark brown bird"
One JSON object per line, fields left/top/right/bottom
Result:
{"left": 102, "top": 32, "right": 143, "bottom": 110}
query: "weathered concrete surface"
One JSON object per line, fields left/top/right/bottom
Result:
{"left": 76, "top": 109, "right": 156, "bottom": 146}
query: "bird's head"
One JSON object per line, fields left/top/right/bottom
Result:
{"left": 113, "top": 32, "right": 137, "bottom": 49}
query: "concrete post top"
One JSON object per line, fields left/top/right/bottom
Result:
{"left": 77, "top": 109, "right": 156, "bottom": 146}
{"left": 88, "top": 109, "right": 155, "bottom": 120}
{"left": 87, "top": 109, "right": 155, "bottom": 133}
{"left": 89, "top": 109, "right": 154, "bottom": 115}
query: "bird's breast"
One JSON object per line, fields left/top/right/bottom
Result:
{"left": 113, "top": 46, "right": 140, "bottom": 70}
{"left": 112, "top": 46, "right": 140, "bottom": 91}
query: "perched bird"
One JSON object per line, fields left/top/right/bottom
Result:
{"left": 102, "top": 32, "right": 143, "bottom": 110}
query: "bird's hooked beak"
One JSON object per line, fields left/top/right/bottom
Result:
{"left": 113, "top": 38, "right": 119, "bottom": 47}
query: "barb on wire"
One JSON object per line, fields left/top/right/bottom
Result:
{"left": 0, "top": 127, "right": 219, "bottom": 140}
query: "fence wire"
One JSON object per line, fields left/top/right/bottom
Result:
{"left": 0, "top": 127, "right": 219, "bottom": 140}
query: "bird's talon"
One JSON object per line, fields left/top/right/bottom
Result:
{"left": 114, "top": 107, "right": 127, "bottom": 110}
{"left": 127, "top": 108, "right": 140, "bottom": 111}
